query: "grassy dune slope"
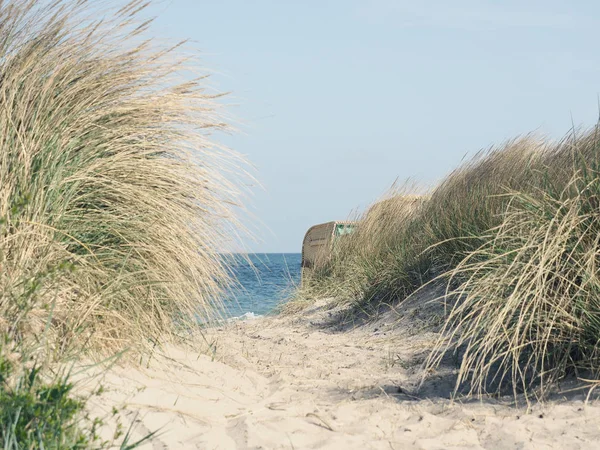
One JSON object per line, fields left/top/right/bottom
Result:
{"left": 0, "top": 0, "right": 247, "bottom": 357}
{"left": 295, "top": 127, "right": 600, "bottom": 398}
{"left": 0, "top": 1, "right": 247, "bottom": 445}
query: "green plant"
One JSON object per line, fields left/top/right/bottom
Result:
{"left": 0, "top": 346, "right": 98, "bottom": 449}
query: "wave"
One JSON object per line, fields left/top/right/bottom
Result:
{"left": 227, "top": 312, "right": 263, "bottom": 322}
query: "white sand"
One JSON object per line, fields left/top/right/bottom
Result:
{"left": 83, "top": 295, "right": 600, "bottom": 449}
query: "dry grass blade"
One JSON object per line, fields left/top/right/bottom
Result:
{"left": 426, "top": 170, "right": 600, "bottom": 401}
{"left": 0, "top": 0, "right": 249, "bottom": 358}
{"left": 291, "top": 116, "right": 600, "bottom": 400}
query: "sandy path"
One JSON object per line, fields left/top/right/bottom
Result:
{"left": 84, "top": 298, "right": 600, "bottom": 449}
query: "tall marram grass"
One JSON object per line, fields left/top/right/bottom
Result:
{"left": 295, "top": 125, "right": 600, "bottom": 397}
{"left": 294, "top": 190, "right": 425, "bottom": 309}
{"left": 0, "top": 0, "right": 247, "bottom": 356}
{"left": 427, "top": 130, "right": 600, "bottom": 400}
{"left": 296, "top": 136, "right": 548, "bottom": 308}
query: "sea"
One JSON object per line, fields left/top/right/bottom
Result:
{"left": 221, "top": 253, "right": 302, "bottom": 319}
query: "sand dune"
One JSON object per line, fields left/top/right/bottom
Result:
{"left": 84, "top": 296, "right": 600, "bottom": 449}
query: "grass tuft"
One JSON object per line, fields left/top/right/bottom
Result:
{"left": 0, "top": 0, "right": 248, "bottom": 357}
{"left": 293, "top": 125, "right": 600, "bottom": 398}
{"left": 428, "top": 158, "right": 600, "bottom": 400}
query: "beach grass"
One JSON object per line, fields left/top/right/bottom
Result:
{"left": 426, "top": 130, "right": 600, "bottom": 399}
{"left": 0, "top": 0, "right": 247, "bottom": 358}
{"left": 294, "top": 126, "right": 600, "bottom": 397}
{"left": 295, "top": 136, "right": 546, "bottom": 307}
{"left": 0, "top": 0, "right": 248, "bottom": 444}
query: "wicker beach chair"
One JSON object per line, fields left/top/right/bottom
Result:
{"left": 301, "top": 221, "right": 356, "bottom": 284}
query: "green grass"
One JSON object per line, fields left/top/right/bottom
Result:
{"left": 0, "top": 338, "right": 157, "bottom": 449}
{"left": 0, "top": 347, "right": 99, "bottom": 449}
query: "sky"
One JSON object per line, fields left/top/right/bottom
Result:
{"left": 152, "top": 0, "right": 600, "bottom": 253}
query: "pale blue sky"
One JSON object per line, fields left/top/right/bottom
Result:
{"left": 153, "top": 1, "right": 600, "bottom": 253}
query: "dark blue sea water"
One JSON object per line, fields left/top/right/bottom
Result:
{"left": 222, "top": 253, "right": 302, "bottom": 319}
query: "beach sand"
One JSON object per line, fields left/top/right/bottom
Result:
{"left": 83, "top": 291, "right": 600, "bottom": 449}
